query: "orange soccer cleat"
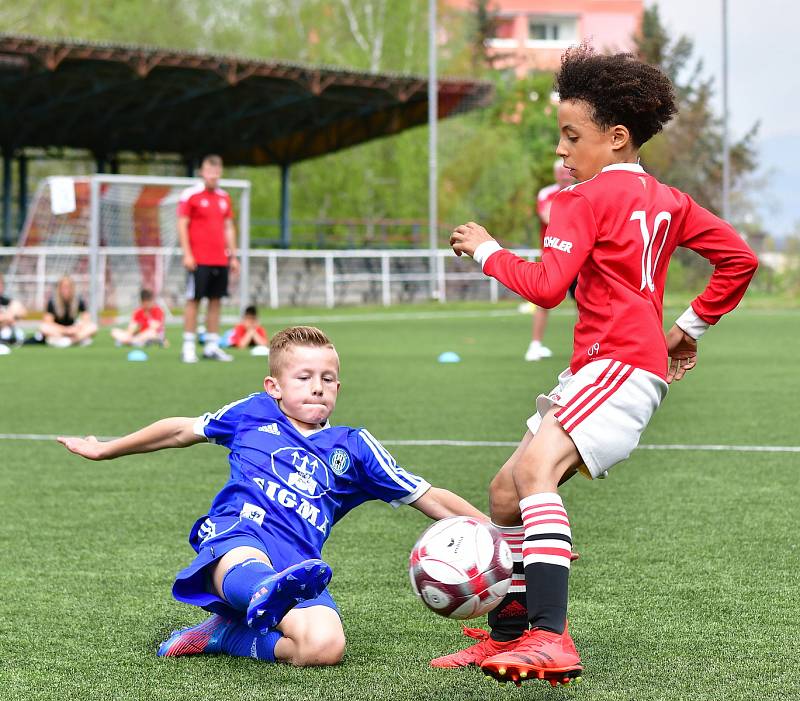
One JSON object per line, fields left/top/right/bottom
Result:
{"left": 430, "top": 627, "right": 524, "bottom": 669}
{"left": 480, "top": 625, "right": 583, "bottom": 687}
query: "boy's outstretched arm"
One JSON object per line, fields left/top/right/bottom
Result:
{"left": 58, "top": 417, "right": 204, "bottom": 461}
{"left": 410, "top": 486, "right": 487, "bottom": 521}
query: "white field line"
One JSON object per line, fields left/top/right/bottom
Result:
{"left": 2, "top": 433, "right": 798, "bottom": 453}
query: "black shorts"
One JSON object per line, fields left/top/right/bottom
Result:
{"left": 186, "top": 265, "right": 229, "bottom": 301}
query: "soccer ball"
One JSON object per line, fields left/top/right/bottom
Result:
{"left": 409, "top": 516, "right": 513, "bottom": 620}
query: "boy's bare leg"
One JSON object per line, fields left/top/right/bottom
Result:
{"left": 182, "top": 300, "right": 199, "bottom": 361}
{"left": 525, "top": 309, "right": 553, "bottom": 361}
{"left": 206, "top": 298, "right": 221, "bottom": 335}
{"left": 183, "top": 299, "right": 198, "bottom": 333}
{"left": 481, "top": 408, "right": 583, "bottom": 685}
{"left": 275, "top": 606, "right": 346, "bottom": 666}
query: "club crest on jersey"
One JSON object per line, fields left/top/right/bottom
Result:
{"left": 329, "top": 448, "right": 350, "bottom": 476}
{"left": 271, "top": 446, "right": 330, "bottom": 499}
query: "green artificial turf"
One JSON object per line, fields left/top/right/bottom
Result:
{"left": 1, "top": 303, "right": 797, "bottom": 700}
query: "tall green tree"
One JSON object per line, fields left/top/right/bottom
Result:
{"left": 636, "top": 5, "right": 758, "bottom": 222}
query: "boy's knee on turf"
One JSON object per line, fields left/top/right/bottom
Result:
{"left": 294, "top": 627, "right": 345, "bottom": 666}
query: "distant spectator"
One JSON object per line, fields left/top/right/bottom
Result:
{"left": 111, "top": 288, "right": 167, "bottom": 347}
{"left": 40, "top": 275, "right": 97, "bottom": 348}
{"left": 178, "top": 154, "right": 237, "bottom": 363}
{"left": 0, "top": 273, "right": 27, "bottom": 348}
{"left": 228, "top": 305, "right": 269, "bottom": 349}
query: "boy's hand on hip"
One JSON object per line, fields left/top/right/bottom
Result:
{"left": 665, "top": 324, "right": 697, "bottom": 383}
{"left": 450, "top": 222, "right": 494, "bottom": 258}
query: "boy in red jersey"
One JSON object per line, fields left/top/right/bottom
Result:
{"left": 438, "top": 45, "right": 758, "bottom": 686}
{"left": 111, "top": 289, "right": 166, "bottom": 347}
{"left": 524, "top": 160, "right": 576, "bottom": 362}
{"left": 229, "top": 305, "right": 269, "bottom": 349}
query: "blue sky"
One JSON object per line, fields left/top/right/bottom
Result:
{"left": 652, "top": 0, "right": 800, "bottom": 240}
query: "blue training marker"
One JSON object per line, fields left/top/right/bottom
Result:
{"left": 437, "top": 351, "right": 461, "bottom": 363}
{"left": 127, "top": 349, "right": 148, "bottom": 362}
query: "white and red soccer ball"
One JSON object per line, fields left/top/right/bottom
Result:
{"left": 409, "top": 516, "right": 513, "bottom": 620}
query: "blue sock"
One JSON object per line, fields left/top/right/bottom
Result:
{"left": 221, "top": 558, "right": 276, "bottom": 611}
{"left": 219, "top": 620, "right": 282, "bottom": 661}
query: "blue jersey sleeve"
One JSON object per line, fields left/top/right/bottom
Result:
{"left": 355, "top": 429, "right": 430, "bottom": 508}
{"left": 193, "top": 395, "right": 256, "bottom": 449}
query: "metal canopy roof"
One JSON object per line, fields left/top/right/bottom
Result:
{"left": 0, "top": 34, "right": 493, "bottom": 166}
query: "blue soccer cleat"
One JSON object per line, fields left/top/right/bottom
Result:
{"left": 246, "top": 559, "right": 332, "bottom": 631}
{"left": 157, "top": 614, "right": 230, "bottom": 657}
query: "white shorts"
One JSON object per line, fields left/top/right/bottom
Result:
{"left": 526, "top": 359, "right": 668, "bottom": 479}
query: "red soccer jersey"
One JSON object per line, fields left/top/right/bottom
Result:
{"left": 177, "top": 184, "right": 234, "bottom": 266}
{"left": 132, "top": 305, "right": 165, "bottom": 334}
{"left": 483, "top": 164, "right": 758, "bottom": 380}
{"left": 229, "top": 323, "right": 268, "bottom": 347}
{"left": 536, "top": 182, "right": 562, "bottom": 238}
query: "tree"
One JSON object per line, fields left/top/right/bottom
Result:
{"left": 636, "top": 5, "right": 759, "bottom": 221}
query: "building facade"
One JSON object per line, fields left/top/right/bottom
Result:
{"left": 448, "top": 0, "right": 643, "bottom": 75}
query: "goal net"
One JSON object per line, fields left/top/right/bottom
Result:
{"left": 8, "top": 174, "right": 251, "bottom": 318}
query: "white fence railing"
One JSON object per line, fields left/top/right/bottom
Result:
{"left": 0, "top": 246, "right": 540, "bottom": 314}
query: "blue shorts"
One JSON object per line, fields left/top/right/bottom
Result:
{"left": 172, "top": 515, "right": 339, "bottom": 619}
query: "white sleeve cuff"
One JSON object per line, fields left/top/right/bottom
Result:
{"left": 389, "top": 481, "right": 431, "bottom": 509}
{"left": 473, "top": 241, "right": 503, "bottom": 270}
{"left": 192, "top": 415, "right": 212, "bottom": 441}
{"left": 675, "top": 306, "right": 709, "bottom": 339}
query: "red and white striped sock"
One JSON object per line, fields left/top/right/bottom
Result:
{"left": 487, "top": 524, "right": 527, "bottom": 642}
{"left": 519, "top": 492, "right": 572, "bottom": 634}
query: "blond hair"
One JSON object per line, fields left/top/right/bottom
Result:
{"left": 53, "top": 275, "right": 79, "bottom": 321}
{"left": 269, "top": 326, "right": 336, "bottom": 376}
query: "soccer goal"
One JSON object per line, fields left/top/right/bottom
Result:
{"left": 9, "top": 174, "right": 251, "bottom": 319}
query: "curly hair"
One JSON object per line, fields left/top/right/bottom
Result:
{"left": 555, "top": 44, "right": 677, "bottom": 147}
{"left": 269, "top": 325, "right": 336, "bottom": 376}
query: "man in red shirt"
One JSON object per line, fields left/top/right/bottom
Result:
{"left": 524, "top": 160, "right": 576, "bottom": 361}
{"left": 440, "top": 45, "right": 758, "bottom": 685}
{"left": 178, "top": 154, "right": 238, "bottom": 363}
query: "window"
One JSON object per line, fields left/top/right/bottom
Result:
{"left": 527, "top": 16, "right": 578, "bottom": 43}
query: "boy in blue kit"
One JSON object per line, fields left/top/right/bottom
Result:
{"left": 58, "top": 325, "right": 485, "bottom": 666}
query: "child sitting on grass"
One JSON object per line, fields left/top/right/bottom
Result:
{"left": 111, "top": 289, "right": 166, "bottom": 347}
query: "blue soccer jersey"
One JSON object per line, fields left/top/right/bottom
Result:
{"left": 191, "top": 393, "right": 431, "bottom": 560}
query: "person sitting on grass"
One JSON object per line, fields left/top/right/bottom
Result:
{"left": 111, "top": 288, "right": 167, "bottom": 347}
{"left": 228, "top": 304, "right": 269, "bottom": 349}
{"left": 57, "top": 325, "right": 486, "bottom": 666}
{"left": 40, "top": 275, "right": 97, "bottom": 348}
{"left": 0, "top": 272, "right": 27, "bottom": 350}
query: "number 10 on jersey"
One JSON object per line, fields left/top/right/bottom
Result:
{"left": 630, "top": 210, "right": 672, "bottom": 292}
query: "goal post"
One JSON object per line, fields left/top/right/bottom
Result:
{"left": 87, "top": 174, "right": 251, "bottom": 321}
{"left": 10, "top": 173, "right": 250, "bottom": 321}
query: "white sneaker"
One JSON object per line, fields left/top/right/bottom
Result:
{"left": 0, "top": 343, "right": 11, "bottom": 355}
{"left": 181, "top": 346, "right": 199, "bottom": 364}
{"left": 202, "top": 346, "right": 233, "bottom": 362}
{"left": 524, "top": 342, "right": 553, "bottom": 361}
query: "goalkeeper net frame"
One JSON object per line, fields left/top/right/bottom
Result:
{"left": 9, "top": 174, "right": 251, "bottom": 319}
